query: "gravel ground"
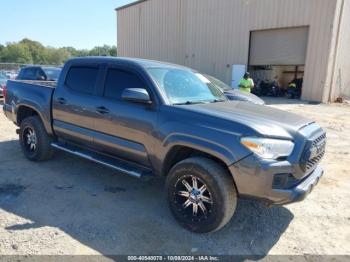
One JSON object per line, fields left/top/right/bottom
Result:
{"left": 0, "top": 98, "right": 349, "bottom": 256}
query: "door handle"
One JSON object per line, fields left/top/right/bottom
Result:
{"left": 57, "top": 97, "right": 67, "bottom": 105}
{"left": 96, "top": 106, "right": 110, "bottom": 114}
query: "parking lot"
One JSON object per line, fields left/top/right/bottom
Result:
{"left": 0, "top": 98, "right": 349, "bottom": 256}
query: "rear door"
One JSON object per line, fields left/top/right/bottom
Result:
{"left": 90, "top": 64, "right": 158, "bottom": 167}
{"left": 52, "top": 64, "right": 103, "bottom": 147}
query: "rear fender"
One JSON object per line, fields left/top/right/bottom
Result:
{"left": 15, "top": 102, "right": 53, "bottom": 135}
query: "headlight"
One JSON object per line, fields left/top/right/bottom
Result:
{"left": 241, "top": 137, "right": 294, "bottom": 159}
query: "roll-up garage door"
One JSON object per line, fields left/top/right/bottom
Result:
{"left": 249, "top": 27, "right": 309, "bottom": 66}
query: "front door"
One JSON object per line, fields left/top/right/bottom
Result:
{"left": 91, "top": 65, "right": 158, "bottom": 167}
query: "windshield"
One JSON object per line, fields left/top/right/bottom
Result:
{"left": 204, "top": 74, "right": 232, "bottom": 92}
{"left": 147, "top": 68, "right": 227, "bottom": 105}
{"left": 43, "top": 67, "right": 61, "bottom": 81}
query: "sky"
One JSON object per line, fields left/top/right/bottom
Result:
{"left": 0, "top": 0, "right": 137, "bottom": 49}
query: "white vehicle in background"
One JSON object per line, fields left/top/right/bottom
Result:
{"left": 4, "top": 71, "right": 18, "bottom": 79}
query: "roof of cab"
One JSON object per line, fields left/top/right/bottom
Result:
{"left": 66, "top": 56, "right": 190, "bottom": 70}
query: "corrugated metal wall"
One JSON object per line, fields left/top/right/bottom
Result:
{"left": 117, "top": 0, "right": 184, "bottom": 64}
{"left": 329, "top": 0, "right": 350, "bottom": 100}
{"left": 117, "top": 0, "right": 340, "bottom": 102}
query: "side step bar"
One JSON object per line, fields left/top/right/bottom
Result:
{"left": 51, "top": 142, "right": 153, "bottom": 179}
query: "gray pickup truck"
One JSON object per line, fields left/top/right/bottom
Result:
{"left": 3, "top": 57, "right": 326, "bottom": 233}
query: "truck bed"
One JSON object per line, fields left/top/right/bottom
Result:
{"left": 12, "top": 80, "right": 57, "bottom": 88}
{"left": 3, "top": 80, "right": 55, "bottom": 135}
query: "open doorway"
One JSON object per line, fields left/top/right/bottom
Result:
{"left": 248, "top": 27, "right": 308, "bottom": 99}
{"left": 249, "top": 65, "right": 304, "bottom": 98}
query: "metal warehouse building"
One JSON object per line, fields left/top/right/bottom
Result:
{"left": 116, "top": 0, "right": 350, "bottom": 102}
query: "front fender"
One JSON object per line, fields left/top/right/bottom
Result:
{"left": 163, "top": 133, "right": 238, "bottom": 166}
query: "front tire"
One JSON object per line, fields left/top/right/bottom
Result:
{"left": 166, "top": 157, "right": 237, "bottom": 233}
{"left": 19, "top": 116, "right": 54, "bottom": 161}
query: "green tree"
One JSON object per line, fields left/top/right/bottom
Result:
{"left": 45, "top": 48, "right": 70, "bottom": 65}
{"left": 1, "top": 43, "right": 33, "bottom": 64}
{"left": 89, "top": 45, "right": 117, "bottom": 56}
{"left": 109, "top": 46, "right": 117, "bottom": 56}
{"left": 0, "top": 39, "right": 118, "bottom": 65}
{"left": 0, "top": 44, "right": 4, "bottom": 57}
{"left": 19, "top": 38, "right": 47, "bottom": 64}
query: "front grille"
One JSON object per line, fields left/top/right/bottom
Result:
{"left": 312, "top": 133, "right": 326, "bottom": 147}
{"left": 301, "top": 132, "right": 326, "bottom": 173}
{"left": 306, "top": 151, "right": 325, "bottom": 171}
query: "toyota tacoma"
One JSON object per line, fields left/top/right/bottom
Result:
{"left": 2, "top": 57, "right": 326, "bottom": 233}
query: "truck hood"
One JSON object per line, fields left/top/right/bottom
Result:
{"left": 182, "top": 101, "right": 314, "bottom": 139}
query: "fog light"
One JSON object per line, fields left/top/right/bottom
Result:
{"left": 273, "top": 173, "right": 299, "bottom": 189}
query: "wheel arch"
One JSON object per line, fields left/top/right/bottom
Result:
{"left": 161, "top": 134, "right": 237, "bottom": 174}
{"left": 162, "top": 145, "right": 226, "bottom": 172}
{"left": 16, "top": 104, "right": 53, "bottom": 135}
{"left": 162, "top": 144, "right": 238, "bottom": 192}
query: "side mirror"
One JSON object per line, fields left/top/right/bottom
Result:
{"left": 122, "top": 88, "right": 152, "bottom": 104}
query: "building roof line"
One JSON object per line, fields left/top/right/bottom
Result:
{"left": 115, "top": 0, "right": 149, "bottom": 11}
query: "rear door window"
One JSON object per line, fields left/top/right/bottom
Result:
{"left": 104, "top": 69, "right": 147, "bottom": 100}
{"left": 65, "top": 66, "right": 99, "bottom": 95}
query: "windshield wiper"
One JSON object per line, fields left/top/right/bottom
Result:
{"left": 173, "top": 101, "right": 207, "bottom": 105}
{"left": 210, "top": 99, "right": 226, "bottom": 103}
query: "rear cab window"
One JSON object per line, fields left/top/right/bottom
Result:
{"left": 65, "top": 66, "right": 99, "bottom": 95}
{"left": 19, "top": 68, "right": 37, "bottom": 80}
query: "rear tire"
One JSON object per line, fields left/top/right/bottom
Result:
{"left": 19, "top": 116, "right": 54, "bottom": 161}
{"left": 166, "top": 157, "right": 237, "bottom": 233}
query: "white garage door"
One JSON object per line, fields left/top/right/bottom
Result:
{"left": 249, "top": 27, "right": 309, "bottom": 66}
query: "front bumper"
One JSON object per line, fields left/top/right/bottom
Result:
{"left": 271, "top": 165, "right": 324, "bottom": 205}
{"left": 229, "top": 156, "right": 324, "bottom": 205}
